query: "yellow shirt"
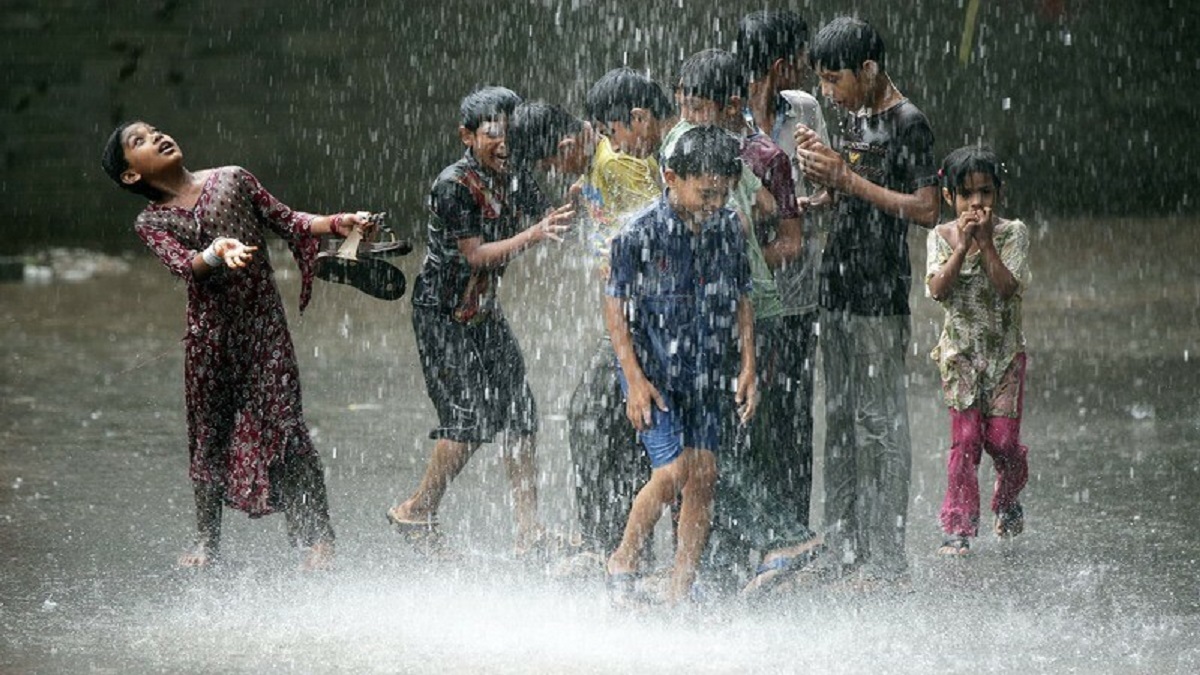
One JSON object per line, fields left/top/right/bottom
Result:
{"left": 579, "top": 136, "right": 662, "bottom": 274}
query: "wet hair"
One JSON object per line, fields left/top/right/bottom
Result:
{"left": 584, "top": 68, "right": 673, "bottom": 124}
{"left": 507, "top": 101, "right": 583, "bottom": 165}
{"left": 940, "top": 145, "right": 1004, "bottom": 195}
{"left": 101, "top": 120, "right": 164, "bottom": 201}
{"left": 677, "top": 49, "right": 746, "bottom": 105}
{"left": 809, "top": 16, "right": 886, "bottom": 74}
{"left": 459, "top": 86, "right": 522, "bottom": 131}
{"left": 666, "top": 125, "right": 742, "bottom": 179}
{"left": 736, "top": 10, "right": 809, "bottom": 81}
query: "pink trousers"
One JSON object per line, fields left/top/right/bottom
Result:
{"left": 939, "top": 354, "right": 1029, "bottom": 537}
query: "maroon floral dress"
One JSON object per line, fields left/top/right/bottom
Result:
{"left": 135, "top": 166, "right": 321, "bottom": 517}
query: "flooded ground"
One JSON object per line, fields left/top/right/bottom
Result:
{"left": 1, "top": 217, "right": 1198, "bottom": 673}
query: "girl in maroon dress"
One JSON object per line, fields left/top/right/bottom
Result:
{"left": 102, "top": 121, "right": 372, "bottom": 570}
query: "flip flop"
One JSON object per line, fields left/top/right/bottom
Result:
{"left": 606, "top": 571, "right": 654, "bottom": 610}
{"left": 937, "top": 536, "right": 971, "bottom": 556}
{"left": 315, "top": 214, "right": 409, "bottom": 301}
{"left": 740, "top": 538, "right": 826, "bottom": 597}
{"left": 385, "top": 509, "right": 444, "bottom": 553}
{"left": 316, "top": 254, "right": 407, "bottom": 300}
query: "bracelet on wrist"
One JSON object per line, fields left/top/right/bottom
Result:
{"left": 201, "top": 242, "right": 223, "bottom": 268}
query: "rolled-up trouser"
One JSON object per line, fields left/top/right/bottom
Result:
{"left": 820, "top": 309, "right": 912, "bottom": 577}
{"left": 940, "top": 353, "right": 1029, "bottom": 537}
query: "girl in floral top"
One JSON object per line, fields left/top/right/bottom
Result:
{"left": 101, "top": 121, "right": 374, "bottom": 570}
{"left": 926, "top": 146, "right": 1030, "bottom": 556}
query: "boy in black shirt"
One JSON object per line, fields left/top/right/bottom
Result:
{"left": 388, "top": 86, "right": 574, "bottom": 555}
{"left": 794, "top": 17, "right": 940, "bottom": 582}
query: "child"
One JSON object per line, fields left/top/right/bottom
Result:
{"left": 100, "top": 121, "right": 374, "bottom": 570}
{"left": 570, "top": 68, "right": 673, "bottom": 557}
{"left": 667, "top": 48, "right": 821, "bottom": 593}
{"left": 605, "top": 125, "right": 756, "bottom": 606}
{"left": 794, "top": 16, "right": 941, "bottom": 583}
{"left": 387, "top": 86, "right": 574, "bottom": 555}
{"left": 737, "top": 9, "right": 827, "bottom": 535}
{"left": 926, "top": 146, "right": 1030, "bottom": 556}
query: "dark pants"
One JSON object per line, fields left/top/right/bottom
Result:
{"left": 568, "top": 337, "right": 647, "bottom": 553}
{"left": 707, "top": 315, "right": 817, "bottom": 582}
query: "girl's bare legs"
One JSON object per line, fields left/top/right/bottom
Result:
{"left": 388, "top": 438, "right": 477, "bottom": 522}
{"left": 668, "top": 448, "right": 717, "bottom": 602}
{"left": 179, "top": 482, "right": 222, "bottom": 568}
{"left": 503, "top": 433, "right": 544, "bottom": 552}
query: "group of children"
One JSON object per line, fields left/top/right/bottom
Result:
{"left": 102, "top": 10, "right": 1031, "bottom": 605}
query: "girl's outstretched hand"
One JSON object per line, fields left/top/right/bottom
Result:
{"left": 213, "top": 237, "right": 258, "bottom": 268}
{"left": 330, "top": 211, "right": 378, "bottom": 238}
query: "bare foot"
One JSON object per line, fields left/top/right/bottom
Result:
{"left": 300, "top": 540, "right": 335, "bottom": 571}
{"left": 177, "top": 543, "right": 217, "bottom": 569}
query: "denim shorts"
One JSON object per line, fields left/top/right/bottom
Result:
{"left": 616, "top": 368, "right": 722, "bottom": 468}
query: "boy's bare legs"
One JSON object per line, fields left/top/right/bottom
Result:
{"left": 608, "top": 448, "right": 717, "bottom": 604}
{"left": 503, "top": 433, "right": 545, "bottom": 553}
{"left": 388, "top": 438, "right": 477, "bottom": 523}
{"left": 178, "top": 482, "right": 222, "bottom": 568}
{"left": 668, "top": 448, "right": 717, "bottom": 602}
{"left": 607, "top": 461, "right": 682, "bottom": 576}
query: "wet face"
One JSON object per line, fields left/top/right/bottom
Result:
{"left": 540, "top": 123, "right": 595, "bottom": 177}
{"left": 604, "top": 109, "right": 662, "bottom": 159}
{"left": 119, "top": 122, "right": 183, "bottom": 184}
{"left": 814, "top": 65, "right": 869, "bottom": 111}
{"left": 776, "top": 48, "right": 812, "bottom": 91}
{"left": 678, "top": 95, "right": 739, "bottom": 129}
{"left": 946, "top": 171, "right": 1000, "bottom": 216}
{"left": 460, "top": 117, "right": 510, "bottom": 175}
{"left": 665, "top": 170, "right": 733, "bottom": 227}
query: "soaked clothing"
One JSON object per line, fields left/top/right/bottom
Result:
{"left": 926, "top": 219, "right": 1031, "bottom": 415}
{"left": 821, "top": 99, "right": 938, "bottom": 317}
{"left": 940, "top": 354, "right": 1029, "bottom": 537}
{"left": 606, "top": 196, "right": 751, "bottom": 396}
{"left": 606, "top": 195, "right": 751, "bottom": 458}
{"left": 820, "top": 310, "right": 912, "bottom": 577}
{"left": 771, "top": 89, "right": 830, "bottom": 317}
{"left": 412, "top": 152, "right": 547, "bottom": 442}
{"left": 578, "top": 136, "right": 662, "bottom": 277}
{"left": 134, "top": 166, "right": 328, "bottom": 521}
{"left": 660, "top": 121, "right": 783, "bottom": 320}
{"left": 412, "top": 304, "right": 537, "bottom": 443}
{"left": 412, "top": 150, "right": 549, "bottom": 317}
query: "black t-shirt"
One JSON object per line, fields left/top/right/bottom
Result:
{"left": 412, "top": 151, "right": 549, "bottom": 318}
{"left": 820, "top": 99, "right": 938, "bottom": 316}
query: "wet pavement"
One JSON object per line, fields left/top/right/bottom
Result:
{"left": 1, "top": 217, "right": 1198, "bottom": 673}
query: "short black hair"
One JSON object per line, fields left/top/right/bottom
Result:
{"left": 585, "top": 67, "right": 673, "bottom": 124}
{"left": 508, "top": 101, "right": 583, "bottom": 165}
{"left": 941, "top": 145, "right": 1004, "bottom": 195}
{"left": 809, "top": 16, "right": 886, "bottom": 73}
{"left": 677, "top": 49, "right": 746, "bottom": 105}
{"left": 460, "top": 86, "right": 522, "bottom": 131}
{"left": 101, "top": 120, "right": 163, "bottom": 201}
{"left": 666, "top": 125, "right": 742, "bottom": 179}
{"left": 736, "top": 10, "right": 809, "bottom": 81}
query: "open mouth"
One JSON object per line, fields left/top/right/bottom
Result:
{"left": 158, "top": 140, "right": 175, "bottom": 155}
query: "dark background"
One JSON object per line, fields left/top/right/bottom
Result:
{"left": 1, "top": 0, "right": 1196, "bottom": 253}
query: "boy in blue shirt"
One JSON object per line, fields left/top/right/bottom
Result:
{"left": 604, "top": 125, "right": 757, "bottom": 606}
